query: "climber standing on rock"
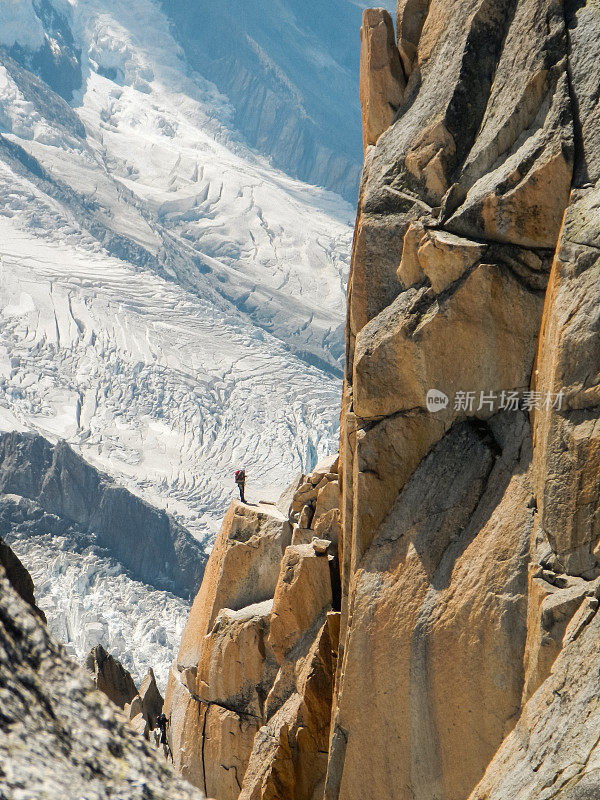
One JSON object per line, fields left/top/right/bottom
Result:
{"left": 235, "top": 468, "right": 246, "bottom": 503}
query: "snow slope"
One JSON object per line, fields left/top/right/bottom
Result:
{"left": 158, "top": 0, "right": 398, "bottom": 198}
{"left": 0, "top": 0, "right": 356, "bottom": 679}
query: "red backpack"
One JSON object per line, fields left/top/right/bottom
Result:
{"left": 235, "top": 470, "right": 245, "bottom": 482}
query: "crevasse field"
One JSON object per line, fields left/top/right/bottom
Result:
{"left": 0, "top": 0, "right": 392, "bottom": 687}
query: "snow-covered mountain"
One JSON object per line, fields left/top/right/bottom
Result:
{"left": 0, "top": 0, "right": 354, "bottom": 532}
{"left": 157, "top": 0, "right": 370, "bottom": 199}
{"left": 0, "top": 0, "right": 370, "bottom": 682}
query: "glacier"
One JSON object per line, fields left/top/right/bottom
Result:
{"left": 7, "top": 529, "right": 190, "bottom": 690}
{"left": 0, "top": 0, "right": 374, "bottom": 691}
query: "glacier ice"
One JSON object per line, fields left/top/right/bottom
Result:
{"left": 7, "top": 530, "right": 189, "bottom": 691}
{"left": 0, "top": 0, "right": 358, "bottom": 690}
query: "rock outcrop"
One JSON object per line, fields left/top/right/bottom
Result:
{"left": 86, "top": 644, "right": 139, "bottom": 710}
{"left": 86, "top": 645, "right": 166, "bottom": 741}
{"left": 126, "top": 668, "right": 166, "bottom": 740}
{"left": 0, "top": 431, "right": 207, "bottom": 599}
{"left": 360, "top": 8, "right": 406, "bottom": 151}
{"left": 0, "top": 539, "right": 204, "bottom": 799}
{"left": 165, "top": 457, "right": 341, "bottom": 800}
{"left": 0, "top": 533, "right": 45, "bottom": 621}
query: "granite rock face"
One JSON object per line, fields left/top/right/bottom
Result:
{"left": 323, "top": 0, "right": 600, "bottom": 798}
{"left": 165, "top": 457, "right": 340, "bottom": 800}
{"left": 469, "top": 600, "right": 600, "bottom": 800}
{"left": 0, "top": 541, "right": 204, "bottom": 800}
{"left": 360, "top": 8, "right": 405, "bottom": 151}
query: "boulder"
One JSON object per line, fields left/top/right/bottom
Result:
{"left": 314, "top": 509, "right": 341, "bottom": 548}
{"left": 311, "top": 453, "right": 339, "bottom": 479}
{"left": 298, "top": 504, "right": 315, "bottom": 530}
{"left": 291, "top": 525, "right": 315, "bottom": 546}
{"left": 401, "top": 226, "right": 487, "bottom": 293}
{"left": 312, "top": 538, "right": 330, "bottom": 556}
{"left": 291, "top": 483, "right": 319, "bottom": 513}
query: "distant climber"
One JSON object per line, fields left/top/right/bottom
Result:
{"left": 156, "top": 713, "right": 168, "bottom": 744}
{"left": 156, "top": 712, "right": 172, "bottom": 761}
{"left": 235, "top": 469, "right": 246, "bottom": 503}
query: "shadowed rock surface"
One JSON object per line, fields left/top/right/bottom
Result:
{"left": 0, "top": 542, "right": 204, "bottom": 800}
{"left": 86, "top": 644, "right": 139, "bottom": 710}
{"left": 0, "top": 534, "right": 45, "bottom": 622}
{"left": 0, "top": 431, "right": 207, "bottom": 600}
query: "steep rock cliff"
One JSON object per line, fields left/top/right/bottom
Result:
{"left": 328, "top": 0, "right": 600, "bottom": 799}
{"left": 165, "top": 460, "right": 341, "bottom": 800}
{"left": 0, "top": 431, "right": 206, "bottom": 600}
{"left": 166, "top": 1, "right": 600, "bottom": 799}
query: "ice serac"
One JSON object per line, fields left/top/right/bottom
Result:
{"left": 0, "top": 538, "right": 205, "bottom": 800}
{"left": 166, "top": 458, "right": 341, "bottom": 799}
